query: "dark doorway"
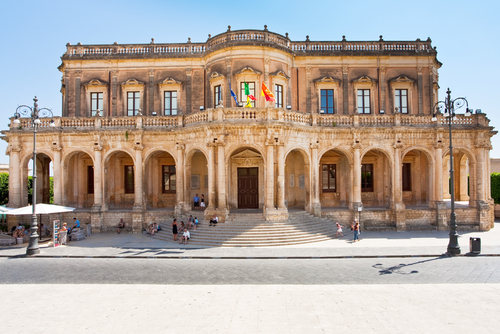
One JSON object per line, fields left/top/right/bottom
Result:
{"left": 238, "top": 167, "right": 258, "bottom": 208}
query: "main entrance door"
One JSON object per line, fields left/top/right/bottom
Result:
{"left": 237, "top": 167, "right": 258, "bottom": 208}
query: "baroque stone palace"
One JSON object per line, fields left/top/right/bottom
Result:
{"left": 3, "top": 26, "right": 496, "bottom": 232}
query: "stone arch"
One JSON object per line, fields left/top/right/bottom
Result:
{"left": 442, "top": 146, "right": 476, "bottom": 205}
{"left": 402, "top": 147, "right": 434, "bottom": 207}
{"left": 284, "top": 147, "right": 312, "bottom": 210}
{"left": 360, "top": 146, "right": 393, "bottom": 207}
{"left": 319, "top": 147, "right": 353, "bottom": 208}
{"left": 61, "top": 149, "right": 96, "bottom": 208}
{"left": 20, "top": 149, "right": 54, "bottom": 207}
{"left": 102, "top": 149, "right": 136, "bottom": 210}
{"left": 144, "top": 149, "right": 178, "bottom": 209}
{"left": 227, "top": 145, "right": 266, "bottom": 209}
{"left": 318, "top": 145, "right": 353, "bottom": 166}
{"left": 184, "top": 147, "right": 210, "bottom": 210}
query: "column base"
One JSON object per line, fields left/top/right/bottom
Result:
{"left": 435, "top": 201, "right": 448, "bottom": 231}
{"left": 392, "top": 202, "right": 406, "bottom": 231}
{"left": 264, "top": 207, "right": 289, "bottom": 222}
{"left": 311, "top": 202, "right": 322, "bottom": 217}
{"left": 477, "top": 200, "right": 492, "bottom": 231}
{"left": 90, "top": 211, "right": 103, "bottom": 233}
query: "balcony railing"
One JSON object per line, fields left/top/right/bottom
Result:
{"left": 63, "top": 29, "right": 434, "bottom": 58}
{"left": 9, "top": 109, "right": 489, "bottom": 131}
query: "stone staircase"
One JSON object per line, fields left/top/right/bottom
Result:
{"left": 148, "top": 210, "right": 346, "bottom": 247}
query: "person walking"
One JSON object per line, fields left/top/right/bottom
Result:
{"left": 172, "top": 219, "right": 178, "bottom": 241}
{"left": 335, "top": 222, "right": 344, "bottom": 238}
{"left": 351, "top": 220, "right": 360, "bottom": 242}
{"left": 194, "top": 217, "right": 199, "bottom": 231}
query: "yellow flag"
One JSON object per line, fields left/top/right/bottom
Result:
{"left": 244, "top": 96, "right": 252, "bottom": 108}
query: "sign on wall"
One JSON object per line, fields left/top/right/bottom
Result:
{"left": 191, "top": 175, "right": 200, "bottom": 189}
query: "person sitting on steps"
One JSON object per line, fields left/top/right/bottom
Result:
{"left": 209, "top": 214, "right": 218, "bottom": 227}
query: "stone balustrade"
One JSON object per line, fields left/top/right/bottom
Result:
{"left": 9, "top": 109, "right": 489, "bottom": 131}
{"left": 64, "top": 29, "right": 434, "bottom": 58}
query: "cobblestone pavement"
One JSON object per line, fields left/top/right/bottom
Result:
{"left": 1, "top": 256, "right": 500, "bottom": 284}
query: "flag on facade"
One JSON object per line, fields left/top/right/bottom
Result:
{"left": 244, "top": 81, "right": 250, "bottom": 96}
{"left": 261, "top": 83, "right": 275, "bottom": 102}
{"left": 248, "top": 94, "right": 257, "bottom": 101}
{"left": 230, "top": 82, "right": 239, "bottom": 106}
{"left": 244, "top": 96, "right": 252, "bottom": 108}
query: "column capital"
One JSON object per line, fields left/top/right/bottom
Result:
{"left": 342, "top": 66, "right": 349, "bottom": 74}
{"left": 148, "top": 68, "right": 155, "bottom": 76}
{"left": 133, "top": 143, "right": 144, "bottom": 151}
{"left": 206, "top": 142, "right": 217, "bottom": 148}
{"left": 352, "top": 143, "right": 362, "bottom": 150}
{"left": 6, "top": 145, "right": 21, "bottom": 154}
{"left": 52, "top": 143, "right": 63, "bottom": 151}
{"left": 176, "top": 143, "right": 186, "bottom": 150}
{"left": 475, "top": 142, "right": 492, "bottom": 150}
{"left": 393, "top": 142, "right": 404, "bottom": 149}
{"left": 310, "top": 143, "right": 320, "bottom": 149}
{"left": 93, "top": 144, "right": 103, "bottom": 151}
{"left": 433, "top": 142, "right": 445, "bottom": 149}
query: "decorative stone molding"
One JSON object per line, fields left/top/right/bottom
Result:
{"left": 393, "top": 142, "right": 404, "bottom": 149}
{"left": 93, "top": 143, "right": 103, "bottom": 151}
{"left": 235, "top": 66, "right": 262, "bottom": 76}
{"left": 176, "top": 143, "right": 186, "bottom": 150}
{"left": 148, "top": 69, "right": 155, "bottom": 76}
{"left": 310, "top": 143, "right": 320, "bottom": 149}
{"left": 433, "top": 142, "right": 446, "bottom": 149}
{"left": 270, "top": 70, "right": 289, "bottom": 80}
{"left": 83, "top": 79, "right": 109, "bottom": 87}
{"left": 52, "top": 143, "right": 63, "bottom": 151}
{"left": 352, "top": 75, "right": 377, "bottom": 85}
{"left": 352, "top": 143, "right": 363, "bottom": 150}
{"left": 6, "top": 145, "right": 21, "bottom": 154}
{"left": 342, "top": 66, "right": 349, "bottom": 74}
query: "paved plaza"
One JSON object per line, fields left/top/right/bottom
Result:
{"left": 1, "top": 223, "right": 499, "bottom": 333}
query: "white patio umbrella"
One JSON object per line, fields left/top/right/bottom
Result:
{"left": 5, "top": 204, "right": 76, "bottom": 215}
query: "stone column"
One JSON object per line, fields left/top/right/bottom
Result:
{"left": 52, "top": 144, "right": 62, "bottom": 205}
{"left": 175, "top": 144, "right": 185, "bottom": 215}
{"left": 414, "top": 153, "right": 422, "bottom": 205}
{"left": 417, "top": 67, "right": 423, "bottom": 115}
{"left": 434, "top": 143, "right": 447, "bottom": 230}
{"left": 217, "top": 142, "right": 226, "bottom": 210}
{"left": 352, "top": 143, "right": 362, "bottom": 205}
{"left": 133, "top": 143, "right": 144, "bottom": 209}
{"left": 459, "top": 156, "right": 469, "bottom": 201}
{"left": 92, "top": 144, "right": 103, "bottom": 209}
{"left": 277, "top": 143, "right": 286, "bottom": 209}
{"left": 265, "top": 140, "right": 275, "bottom": 211}
{"left": 342, "top": 66, "right": 349, "bottom": 114}
{"left": 205, "top": 143, "right": 216, "bottom": 212}
{"left": 393, "top": 143, "right": 406, "bottom": 230}
{"left": 310, "top": 142, "right": 321, "bottom": 216}
{"left": 476, "top": 146, "right": 485, "bottom": 202}
{"left": 7, "top": 145, "right": 21, "bottom": 207}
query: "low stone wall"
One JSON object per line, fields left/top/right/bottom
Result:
{"left": 405, "top": 209, "right": 436, "bottom": 228}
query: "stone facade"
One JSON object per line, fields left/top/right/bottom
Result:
{"left": 2, "top": 27, "right": 496, "bottom": 232}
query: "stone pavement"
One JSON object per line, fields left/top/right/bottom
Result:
{"left": 1, "top": 222, "right": 499, "bottom": 258}
{"left": 2, "top": 284, "right": 499, "bottom": 334}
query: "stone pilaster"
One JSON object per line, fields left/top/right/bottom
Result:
{"left": 75, "top": 70, "right": 82, "bottom": 117}
{"left": 277, "top": 142, "right": 286, "bottom": 209}
{"left": 379, "top": 66, "right": 386, "bottom": 114}
{"left": 206, "top": 142, "right": 216, "bottom": 212}
{"left": 306, "top": 66, "right": 312, "bottom": 112}
{"left": 216, "top": 139, "right": 228, "bottom": 221}
{"left": 342, "top": 66, "right": 349, "bottom": 114}
{"left": 225, "top": 59, "right": 231, "bottom": 108}
{"left": 352, "top": 142, "right": 362, "bottom": 205}
{"left": 111, "top": 70, "right": 118, "bottom": 116}
{"left": 186, "top": 68, "right": 192, "bottom": 114}
{"left": 417, "top": 67, "right": 423, "bottom": 115}
{"left": 265, "top": 139, "right": 275, "bottom": 211}
{"left": 264, "top": 58, "right": 270, "bottom": 107}
{"left": 133, "top": 141, "right": 144, "bottom": 212}
{"left": 148, "top": 69, "right": 155, "bottom": 115}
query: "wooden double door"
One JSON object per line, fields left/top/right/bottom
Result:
{"left": 237, "top": 167, "right": 259, "bottom": 208}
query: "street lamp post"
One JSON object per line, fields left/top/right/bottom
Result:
{"left": 432, "top": 88, "right": 472, "bottom": 255}
{"left": 13, "top": 97, "right": 55, "bottom": 256}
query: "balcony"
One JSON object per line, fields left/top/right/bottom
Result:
{"left": 8, "top": 108, "right": 490, "bottom": 132}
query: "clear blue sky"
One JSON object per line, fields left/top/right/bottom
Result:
{"left": 1, "top": 0, "right": 498, "bottom": 164}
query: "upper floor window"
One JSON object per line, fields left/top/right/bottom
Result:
{"left": 91, "top": 92, "right": 103, "bottom": 116}
{"left": 322, "top": 164, "right": 336, "bottom": 192}
{"left": 240, "top": 82, "right": 255, "bottom": 107}
{"left": 395, "top": 89, "right": 408, "bottom": 114}
{"left": 321, "top": 89, "right": 334, "bottom": 114}
{"left": 127, "top": 92, "right": 140, "bottom": 116}
{"left": 162, "top": 165, "right": 176, "bottom": 193}
{"left": 402, "top": 163, "right": 412, "bottom": 191}
{"left": 214, "top": 85, "right": 222, "bottom": 108}
{"left": 361, "top": 164, "right": 373, "bottom": 192}
{"left": 164, "top": 91, "right": 177, "bottom": 115}
{"left": 357, "top": 89, "right": 371, "bottom": 114}
{"left": 275, "top": 84, "right": 283, "bottom": 108}
{"left": 124, "top": 165, "right": 134, "bottom": 194}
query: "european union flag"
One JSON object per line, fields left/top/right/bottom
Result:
{"left": 229, "top": 82, "right": 239, "bottom": 106}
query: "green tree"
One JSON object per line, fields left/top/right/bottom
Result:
{"left": 0, "top": 173, "right": 8, "bottom": 205}
{"left": 491, "top": 173, "right": 500, "bottom": 205}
